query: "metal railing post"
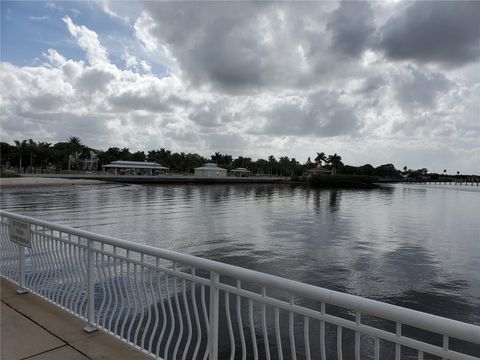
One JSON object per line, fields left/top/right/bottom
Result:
{"left": 83, "top": 239, "right": 97, "bottom": 333}
{"left": 208, "top": 271, "right": 220, "bottom": 359}
{"left": 16, "top": 245, "right": 28, "bottom": 294}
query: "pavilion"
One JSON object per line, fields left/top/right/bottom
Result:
{"left": 102, "top": 161, "right": 169, "bottom": 175}
{"left": 230, "top": 167, "right": 251, "bottom": 177}
{"left": 305, "top": 165, "right": 332, "bottom": 176}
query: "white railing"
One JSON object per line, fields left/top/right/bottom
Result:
{"left": 1, "top": 210, "right": 479, "bottom": 360}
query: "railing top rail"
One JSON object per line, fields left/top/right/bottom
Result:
{"left": 2, "top": 210, "right": 479, "bottom": 344}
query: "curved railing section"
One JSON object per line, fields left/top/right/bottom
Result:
{"left": 1, "top": 210, "right": 479, "bottom": 360}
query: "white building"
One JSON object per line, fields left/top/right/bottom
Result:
{"left": 103, "top": 161, "right": 169, "bottom": 175}
{"left": 83, "top": 151, "right": 98, "bottom": 171}
{"left": 194, "top": 163, "right": 227, "bottom": 177}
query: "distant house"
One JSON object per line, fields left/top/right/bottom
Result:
{"left": 194, "top": 163, "right": 227, "bottom": 177}
{"left": 305, "top": 165, "right": 332, "bottom": 176}
{"left": 230, "top": 167, "right": 251, "bottom": 177}
{"left": 103, "top": 161, "right": 169, "bottom": 175}
{"left": 83, "top": 151, "right": 98, "bottom": 171}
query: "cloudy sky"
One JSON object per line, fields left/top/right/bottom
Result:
{"left": 1, "top": 1, "right": 479, "bottom": 173}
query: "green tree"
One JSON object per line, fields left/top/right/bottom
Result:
{"left": 278, "top": 156, "right": 291, "bottom": 176}
{"left": 67, "top": 136, "right": 83, "bottom": 170}
{"left": 36, "top": 142, "right": 53, "bottom": 171}
{"left": 211, "top": 152, "right": 222, "bottom": 164}
{"left": 306, "top": 157, "right": 313, "bottom": 168}
{"left": 14, "top": 140, "right": 28, "bottom": 172}
{"left": 254, "top": 159, "right": 269, "bottom": 175}
{"left": 132, "top": 151, "right": 146, "bottom": 162}
{"left": 232, "top": 156, "right": 252, "bottom": 169}
{"left": 374, "top": 164, "right": 400, "bottom": 178}
{"left": 0, "top": 142, "right": 15, "bottom": 167}
{"left": 27, "top": 139, "right": 37, "bottom": 170}
{"left": 221, "top": 154, "right": 233, "bottom": 169}
{"left": 315, "top": 152, "right": 326, "bottom": 166}
{"left": 268, "top": 155, "right": 277, "bottom": 176}
{"left": 327, "top": 153, "right": 342, "bottom": 175}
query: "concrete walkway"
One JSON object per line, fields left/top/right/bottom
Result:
{"left": 1, "top": 278, "right": 152, "bottom": 360}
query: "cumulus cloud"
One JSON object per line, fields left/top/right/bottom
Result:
{"left": 1, "top": 2, "right": 479, "bottom": 173}
{"left": 259, "top": 91, "right": 363, "bottom": 137}
{"left": 0, "top": 16, "right": 189, "bottom": 151}
{"left": 134, "top": 11, "right": 158, "bottom": 52}
{"left": 76, "top": 67, "right": 115, "bottom": 93}
{"left": 142, "top": 2, "right": 341, "bottom": 92}
{"left": 62, "top": 16, "right": 110, "bottom": 66}
{"left": 377, "top": 1, "right": 480, "bottom": 67}
{"left": 393, "top": 65, "right": 452, "bottom": 110}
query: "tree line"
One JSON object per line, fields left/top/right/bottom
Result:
{"left": 1, "top": 137, "right": 407, "bottom": 178}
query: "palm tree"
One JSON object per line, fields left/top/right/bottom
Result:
{"left": 268, "top": 155, "right": 277, "bottom": 176}
{"left": 315, "top": 152, "right": 326, "bottom": 166}
{"left": 443, "top": 169, "right": 447, "bottom": 176}
{"left": 67, "top": 136, "right": 82, "bottom": 170}
{"left": 327, "top": 153, "right": 342, "bottom": 175}
{"left": 36, "top": 142, "right": 52, "bottom": 170}
{"left": 27, "top": 139, "right": 37, "bottom": 170}
{"left": 211, "top": 152, "right": 222, "bottom": 165}
{"left": 68, "top": 136, "right": 81, "bottom": 146}
{"left": 403, "top": 166, "right": 407, "bottom": 173}
{"left": 14, "top": 140, "right": 28, "bottom": 172}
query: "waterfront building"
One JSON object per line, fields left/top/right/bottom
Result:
{"left": 83, "top": 151, "right": 98, "bottom": 171}
{"left": 305, "top": 165, "right": 332, "bottom": 176}
{"left": 103, "top": 160, "right": 169, "bottom": 175}
{"left": 230, "top": 167, "right": 251, "bottom": 177}
{"left": 194, "top": 163, "right": 227, "bottom": 177}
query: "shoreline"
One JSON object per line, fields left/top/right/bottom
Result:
{"left": 5, "top": 174, "right": 287, "bottom": 185}
{"left": 0, "top": 177, "right": 109, "bottom": 188}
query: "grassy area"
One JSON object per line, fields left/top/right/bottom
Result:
{"left": 0, "top": 170, "right": 20, "bottom": 178}
{"left": 299, "top": 174, "right": 379, "bottom": 188}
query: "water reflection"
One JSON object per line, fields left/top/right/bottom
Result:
{"left": 1, "top": 183, "right": 479, "bottom": 329}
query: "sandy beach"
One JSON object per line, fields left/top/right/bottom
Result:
{"left": 0, "top": 177, "right": 108, "bottom": 188}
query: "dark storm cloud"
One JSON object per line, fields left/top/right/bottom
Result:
{"left": 141, "top": 2, "right": 338, "bottom": 93}
{"left": 259, "top": 91, "right": 362, "bottom": 137}
{"left": 143, "top": 2, "right": 275, "bottom": 91}
{"left": 326, "top": 1, "right": 374, "bottom": 57}
{"left": 378, "top": 1, "right": 480, "bottom": 67}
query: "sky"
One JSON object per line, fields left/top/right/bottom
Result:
{"left": 1, "top": 1, "right": 479, "bottom": 174}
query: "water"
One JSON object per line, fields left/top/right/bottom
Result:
{"left": 1, "top": 183, "right": 479, "bottom": 348}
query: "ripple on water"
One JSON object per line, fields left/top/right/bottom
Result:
{"left": 1, "top": 183, "right": 479, "bottom": 326}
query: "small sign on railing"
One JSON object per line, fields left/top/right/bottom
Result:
{"left": 9, "top": 219, "right": 32, "bottom": 247}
